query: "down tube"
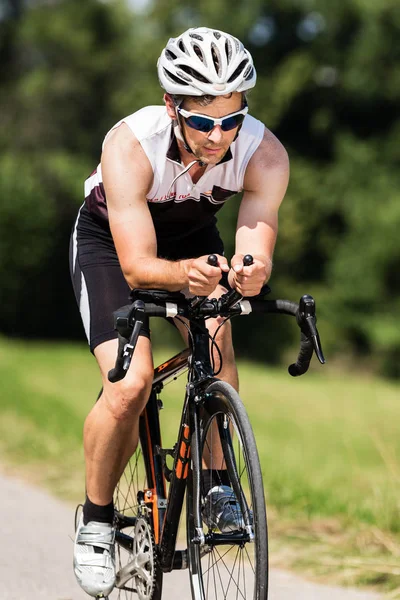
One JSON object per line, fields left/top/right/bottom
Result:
{"left": 159, "top": 394, "right": 191, "bottom": 572}
{"left": 139, "top": 390, "right": 166, "bottom": 544}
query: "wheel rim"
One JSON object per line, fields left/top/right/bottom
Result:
{"left": 189, "top": 404, "right": 267, "bottom": 600}
{"left": 204, "top": 412, "right": 258, "bottom": 599}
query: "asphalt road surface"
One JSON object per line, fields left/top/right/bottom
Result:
{"left": 0, "top": 471, "right": 382, "bottom": 600}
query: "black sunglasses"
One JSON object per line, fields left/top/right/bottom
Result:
{"left": 177, "top": 105, "right": 248, "bottom": 133}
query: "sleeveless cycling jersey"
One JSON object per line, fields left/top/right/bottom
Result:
{"left": 84, "top": 106, "right": 265, "bottom": 241}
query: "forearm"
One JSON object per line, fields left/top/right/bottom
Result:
{"left": 234, "top": 225, "right": 276, "bottom": 283}
{"left": 228, "top": 221, "right": 276, "bottom": 295}
{"left": 123, "top": 257, "right": 193, "bottom": 291}
{"left": 254, "top": 254, "right": 273, "bottom": 283}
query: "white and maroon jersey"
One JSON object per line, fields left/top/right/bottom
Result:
{"left": 84, "top": 106, "right": 265, "bottom": 241}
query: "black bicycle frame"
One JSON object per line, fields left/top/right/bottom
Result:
{"left": 135, "top": 316, "right": 215, "bottom": 573}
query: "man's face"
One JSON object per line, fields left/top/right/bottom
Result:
{"left": 179, "top": 93, "right": 244, "bottom": 165}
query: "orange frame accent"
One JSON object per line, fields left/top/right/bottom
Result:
{"left": 175, "top": 424, "right": 191, "bottom": 480}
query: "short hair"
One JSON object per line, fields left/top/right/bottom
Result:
{"left": 170, "top": 92, "right": 248, "bottom": 108}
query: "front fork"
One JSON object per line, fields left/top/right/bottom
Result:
{"left": 189, "top": 396, "right": 205, "bottom": 545}
{"left": 188, "top": 317, "right": 215, "bottom": 545}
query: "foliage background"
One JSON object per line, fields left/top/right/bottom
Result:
{"left": 1, "top": 0, "right": 400, "bottom": 376}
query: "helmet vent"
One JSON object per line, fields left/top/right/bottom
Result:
{"left": 163, "top": 68, "right": 189, "bottom": 86}
{"left": 192, "top": 43, "right": 205, "bottom": 63}
{"left": 213, "top": 31, "right": 221, "bottom": 40}
{"left": 178, "top": 40, "right": 188, "bottom": 54}
{"left": 165, "top": 49, "right": 177, "bottom": 61}
{"left": 189, "top": 33, "right": 204, "bottom": 41}
{"left": 228, "top": 59, "right": 248, "bottom": 83}
{"left": 225, "top": 39, "right": 232, "bottom": 61}
{"left": 211, "top": 43, "right": 222, "bottom": 75}
{"left": 176, "top": 69, "right": 192, "bottom": 82}
{"left": 243, "top": 65, "right": 254, "bottom": 80}
{"left": 179, "top": 64, "right": 210, "bottom": 83}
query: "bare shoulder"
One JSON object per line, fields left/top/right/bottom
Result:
{"left": 243, "top": 128, "right": 289, "bottom": 202}
{"left": 101, "top": 122, "right": 153, "bottom": 197}
{"left": 249, "top": 127, "right": 289, "bottom": 172}
{"left": 102, "top": 122, "right": 150, "bottom": 165}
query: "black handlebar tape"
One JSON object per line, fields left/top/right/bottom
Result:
{"left": 271, "top": 299, "right": 298, "bottom": 316}
{"left": 249, "top": 299, "right": 298, "bottom": 316}
{"left": 143, "top": 303, "right": 168, "bottom": 317}
{"left": 288, "top": 332, "right": 314, "bottom": 376}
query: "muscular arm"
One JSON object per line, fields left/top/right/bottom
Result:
{"left": 101, "top": 123, "right": 192, "bottom": 291}
{"left": 229, "top": 128, "right": 289, "bottom": 293}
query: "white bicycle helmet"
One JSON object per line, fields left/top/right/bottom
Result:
{"left": 157, "top": 27, "right": 256, "bottom": 96}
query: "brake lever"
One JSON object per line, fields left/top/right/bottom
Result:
{"left": 122, "top": 318, "right": 144, "bottom": 370}
{"left": 297, "top": 295, "right": 326, "bottom": 365}
{"left": 109, "top": 300, "right": 145, "bottom": 381}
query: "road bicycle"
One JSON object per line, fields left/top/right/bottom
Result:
{"left": 82, "top": 255, "right": 325, "bottom": 600}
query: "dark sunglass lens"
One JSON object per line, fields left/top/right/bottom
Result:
{"left": 221, "top": 114, "right": 245, "bottom": 131}
{"left": 186, "top": 116, "right": 214, "bottom": 132}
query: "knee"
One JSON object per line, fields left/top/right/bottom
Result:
{"left": 210, "top": 322, "right": 236, "bottom": 365}
{"left": 103, "top": 370, "right": 153, "bottom": 421}
{"left": 210, "top": 319, "right": 234, "bottom": 353}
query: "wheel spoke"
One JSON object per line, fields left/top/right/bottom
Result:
{"left": 187, "top": 381, "right": 268, "bottom": 599}
{"left": 114, "top": 441, "right": 162, "bottom": 600}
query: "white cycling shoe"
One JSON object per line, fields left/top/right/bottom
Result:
{"left": 202, "top": 485, "right": 252, "bottom": 533}
{"left": 73, "top": 514, "right": 116, "bottom": 598}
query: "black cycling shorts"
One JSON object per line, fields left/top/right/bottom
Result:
{"left": 69, "top": 205, "right": 225, "bottom": 353}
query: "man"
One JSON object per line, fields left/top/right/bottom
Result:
{"left": 70, "top": 27, "right": 289, "bottom": 598}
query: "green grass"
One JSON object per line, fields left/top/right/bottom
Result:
{"left": 1, "top": 335, "right": 399, "bottom": 595}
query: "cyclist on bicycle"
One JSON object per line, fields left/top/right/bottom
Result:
{"left": 70, "top": 26, "right": 289, "bottom": 598}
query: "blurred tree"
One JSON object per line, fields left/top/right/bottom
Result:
{"left": 0, "top": 0, "right": 139, "bottom": 337}
{"left": 1, "top": 0, "right": 399, "bottom": 375}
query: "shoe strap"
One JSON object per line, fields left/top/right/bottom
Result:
{"left": 77, "top": 523, "right": 115, "bottom": 548}
{"left": 207, "top": 486, "right": 240, "bottom": 509}
{"left": 75, "top": 553, "right": 115, "bottom": 568}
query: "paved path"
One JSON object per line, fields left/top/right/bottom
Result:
{"left": 0, "top": 471, "right": 382, "bottom": 599}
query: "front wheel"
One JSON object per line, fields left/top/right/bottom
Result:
{"left": 186, "top": 380, "right": 269, "bottom": 599}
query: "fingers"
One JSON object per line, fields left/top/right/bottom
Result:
{"left": 218, "top": 255, "right": 230, "bottom": 272}
{"left": 231, "top": 254, "right": 244, "bottom": 274}
{"left": 229, "top": 254, "right": 269, "bottom": 297}
{"left": 188, "top": 254, "right": 226, "bottom": 295}
{"left": 188, "top": 253, "right": 267, "bottom": 297}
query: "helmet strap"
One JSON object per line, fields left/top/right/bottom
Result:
{"left": 174, "top": 110, "right": 194, "bottom": 155}
{"left": 173, "top": 112, "right": 205, "bottom": 167}
{"left": 232, "top": 123, "right": 243, "bottom": 142}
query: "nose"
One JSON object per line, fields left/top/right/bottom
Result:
{"left": 207, "top": 125, "right": 223, "bottom": 144}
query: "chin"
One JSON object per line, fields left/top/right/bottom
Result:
{"left": 200, "top": 155, "right": 219, "bottom": 165}
{"left": 197, "top": 149, "right": 226, "bottom": 165}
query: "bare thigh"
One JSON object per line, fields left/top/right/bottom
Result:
{"left": 94, "top": 336, "right": 154, "bottom": 419}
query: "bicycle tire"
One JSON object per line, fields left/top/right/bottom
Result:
{"left": 186, "top": 380, "right": 269, "bottom": 600}
{"left": 112, "top": 413, "right": 163, "bottom": 600}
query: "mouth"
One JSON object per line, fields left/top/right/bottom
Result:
{"left": 203, "top": 147, "right": 222, "bottom": 155}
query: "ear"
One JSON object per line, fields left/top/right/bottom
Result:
{"left": 164, "top": 94, "right": 177, "bottom": 120}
